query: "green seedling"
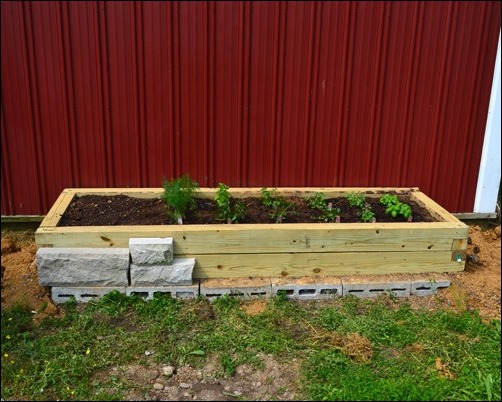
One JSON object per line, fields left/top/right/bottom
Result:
{"left": 307, "top": 192, "right": 341, "bottom": 223}
{"left": 346, "top": 192, "right": 366, "bottom": 209}
{"left": 379, "top": 193, "right": 412, "bottom": 220}
{"left": 379, "top": 194, "right": 400, "bottom": 207}
{"left": 161, "top": 174, "right": 199, "bottom": 224}
{"left": 214, "top": 183, "right": 246, "bottom": 223}
{"left": 261, "top": 187, "right": 297, "bottom": 223}
{"left": 360, "top": 204, "right": 376, "bottom": 223}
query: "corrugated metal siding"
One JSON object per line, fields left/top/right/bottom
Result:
{"left": 1, "top": 1, "right": 500, "bottom": 215}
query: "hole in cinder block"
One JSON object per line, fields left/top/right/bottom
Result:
{"left": 276, "top": 289, "right": 294, "bottom": 295}
{"left": 250, "top": 292, "right": 267, "bottom": 296}
{"left": 369, "top": 289, "right": 385, "bottom": 293}
{"left": 320, "top": 288, "right": 338, "bottom": 295}
{"left": 153, "top": 291, "right": 172, "bottom": 298}
{"left": 205, "top": 293, "right": 224, "bottom": 297}
{"left": 348, "top": 289, "right": 364, "bottom": 293}
{"left": 299, "top": 289, "right": 316, "bottom": 295}
{"left": 131, "top": 292, "right": 149, "bottom": 299}
{"left": 390, "top": 288, "right": 406, "bottom": 292}
{"left": 56, "top": 294, "right": 74, "bottom": 299}
{"left": 81, "top": 294, "right": 99, "bottom": 299}
{"left": 176, "top": 291, "right": 195, "bottom": 298}
{"left": 415, "top": 286, "right": 432, "bottom": 291}
{"left": 229, "top": 292, "right": 244, "bottom": 297}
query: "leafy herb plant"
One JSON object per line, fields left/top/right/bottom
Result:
{"left": 214, "top": 183, "right": 246, "bottom": 223}
{"left": 307, "top": 192, "right": 341, "bottom": 223}
{"left": 161, "top": 174, "right": 199, "bottom": 224}
{"left": 346, "top": 192, "right": 375, "bottom": 222}
{"left": 346, "top": 192, "right": 366, "bottom": 209}
{"left": 261, "top": 187, "right": 297, "bottom": 223}
{"left": 379, "top": 193, "right": 413, "bottom": 220}
{"left": 360, "top": 203, "right": 376, "bottom": 223}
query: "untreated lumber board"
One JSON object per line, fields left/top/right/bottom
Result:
{"left": 35, "top": 223, "right": 467, "bottom": 253}
{"left": 191, "top": 250, "right": 465, "bottom": 279}
{"left": 67, "top": 187, "right": 418, "bottom": 200}
{"left": 409, "top": 191, "right": 463, "bottom": 223}
{"left": 39, "top": 190, "right": 76, "bottom": 228}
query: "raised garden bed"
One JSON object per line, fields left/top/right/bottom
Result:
{"left": 35, "top": 187, "right": 469, "bottom": 278}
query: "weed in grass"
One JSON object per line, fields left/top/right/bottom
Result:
{"left": 220, "top": 353, "right": 238, "bottom": 376}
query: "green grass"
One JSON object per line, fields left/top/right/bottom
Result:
{"left": 1, "top": 292, "right": 500, "bottom": 401}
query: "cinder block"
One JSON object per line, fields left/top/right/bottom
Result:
{"left": 51, "top": 287, "right": 126, "bottom": 303}
{"left": 130, "top": 258, "right": 195, "bottom": 286}
{"left": 411, "top": 279, "right": 451, "bottom": 296}
{"left": 126, "top": 284, "right": 199, "bottom": 300}
{"left": 341, "top": 279, "right": 411, "bottom": 298}
{"left": 37, "top": 248, "right": 129, "bottom": 286}
{"left": 200, "top": 278, "right": 272, "bottom": 302}
{"left": 129, "top": 237, "right": 173, "bottom": 265}
{"left": 271, "top": 276, "right": 342, "bottom": 299}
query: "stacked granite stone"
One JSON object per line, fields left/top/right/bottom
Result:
{"left": 129, "top": 238, "right": 195, "bottom": 286}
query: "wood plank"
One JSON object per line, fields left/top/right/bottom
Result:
{"left": 38, "top": 190, "right": 75, "bottom": 227}
{"left": 35, "top": 223, "right": 467, "bottom": 252}
{"left": 1, "top": 215, "right": 44, "bottom": 223}
{"left": 453, "top": 212, "right": 498, "bottom": 220}
{"left": 190, "top": 251, "right": 465, "bottom": 278}
{"left": 410, "top": 191, "right": 466, "bottom": 224}
{"left": 64, "top": 186, "right": 420, "bottom": 200}
{"left": 73, "top": 188, "right": 162, "bottom": 198}
{"left": 452, "top": 238, "right": 468, "bottom": 251}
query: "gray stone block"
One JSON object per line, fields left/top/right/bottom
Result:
{"left": 342, "top": 280, "right": 411, "bottom": 298}
{"left": 129, "top": 237, "right": 173, "bottom": 265}
{"left": 37, "top": 248, "right": 129, "bottom": 287}
{"left": 411, "top": 279, "right": 451, "bottom": 296}
{"left": 130, "top": 258, "right": 195, "bottom": 286}
{"left": 51, "top": 287, "right": 126, "bottom": 303}
{"left": 126, "top": 284, "right": 199, "bottom": 300}
{"left": 271, "top": 277, "right": 342, "bottom": 300}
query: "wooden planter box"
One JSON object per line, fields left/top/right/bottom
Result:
{"left": 35, "top": 187, "right": 469, "bottom": 279}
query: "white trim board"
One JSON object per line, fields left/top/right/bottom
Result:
{"left": 474, "top": 30, "right": 501, "bottom": 214}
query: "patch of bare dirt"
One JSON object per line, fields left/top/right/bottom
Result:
{"left": 417, "top": 224, "right": 501, "bottom": 321}
{"left": 1, "top": 223, "right": 500, "bottom": 400}
{"left": 96, "top": 353, "right": 303, "bottom": 401}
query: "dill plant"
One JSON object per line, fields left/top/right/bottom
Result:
{"left": 161, "top": 174, "right": 199, "bottom": 224}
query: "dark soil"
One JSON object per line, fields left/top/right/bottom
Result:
{"left": 58, "top": 193, "right": 437, "bottom": 226}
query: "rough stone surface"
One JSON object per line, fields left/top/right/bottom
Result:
{"left": 130, "top": 258, "right": 196, "bottom": 286}
{"left": 37, "top": 248, "right": 129, "bottom": 286}
{"left": 129, "top": 237, "right": 173, "bottom": 265}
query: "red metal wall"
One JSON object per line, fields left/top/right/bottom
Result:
{"left": 1, "top": 1, "right": 500, "bottom": 215}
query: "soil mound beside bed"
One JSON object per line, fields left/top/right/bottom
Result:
{"left": 58, "top": 194, "right": 436, "bottom": 226}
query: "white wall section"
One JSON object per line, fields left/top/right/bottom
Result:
{"left": 474, "top": 31, "right": 501, "bottom": 214}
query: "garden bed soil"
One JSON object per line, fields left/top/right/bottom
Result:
{"left": 58, "top": 194, "right": 436, "bottom": 227}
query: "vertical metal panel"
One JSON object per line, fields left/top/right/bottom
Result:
{"left": 141, "top": 1, "right": 176, "bottom": 185}
{"left": 247, "top": 1, "right": 278, "bottom": 186}
{"left": 1, "top": 2, "right": 44, "bottom": 215}
{"left": 1, "top": 1, "right": 500, "bottom": 215}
